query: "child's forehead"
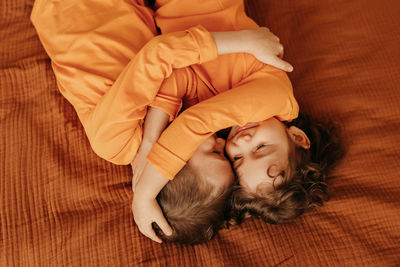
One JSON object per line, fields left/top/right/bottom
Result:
{"left": 201, "top": 168, "right": 235, "bottom": 190}
{"left": 192, "top": 156, "right": 235, "bottom": 187}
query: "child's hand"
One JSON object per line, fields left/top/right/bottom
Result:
{"left": 132, "top": 193, "right": 172, "bottom": 243}
{"left": 243, "top": 27, "right": 293, "bottom": 72}
{"left": 132, "top": 161, "right": 172, "bottom": 243}
{"left": 211, "top": 27, "right": 293, "bottom": 72}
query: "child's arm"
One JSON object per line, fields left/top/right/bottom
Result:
{"left": 130, "top": 108, "right": 172, "bottom": 244}
{"left": 211, "top": 27, "right": 293, "bottom": 72}
{"left": 131, "top": 107, "right": 169, "bottom": 191}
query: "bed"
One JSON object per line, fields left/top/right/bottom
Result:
{"left": 1, "top": 0, "right": 399, "bottom": 265}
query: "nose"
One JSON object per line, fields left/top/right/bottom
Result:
{"left": 216, "top": 137, "right": 226, "bottom": 145}
{"left": 235, "top": 132, "right": 252, "bottom": 143}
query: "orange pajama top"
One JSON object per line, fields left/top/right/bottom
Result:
{"left": 31, "top": 0, "right": 299, "bottom": 180}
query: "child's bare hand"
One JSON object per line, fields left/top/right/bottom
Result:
{"left": 211, "top": 27, "right": 293, "bottom": 72}
{"left": 132, "top": 161, "right": 172, "bottom": 243}
{"left": 132, "top": 194, "right": 172, "bottom": 243}
{"left": 243, "top": 27, "right": 293, "bottom": 72}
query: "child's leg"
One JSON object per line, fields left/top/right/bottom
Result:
{"left": 32, "top": 0, "right": 157, "bottom": 106}
{"left": 31, "top": 0, "right": 157, "bottom": 160}
{"left": 154, "top": 0, "right": 258, "bottom": 33}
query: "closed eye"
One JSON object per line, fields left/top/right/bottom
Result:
{"left": 256, "top": 144, "right": 266, "bottom": 151}
{"left": 213, "top": 150, "right": 221, "bottom": 155}
{"left": 233, "top": 156, "right": 242, "bottom": 161}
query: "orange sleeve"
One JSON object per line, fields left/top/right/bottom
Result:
{"left": 147, "top": 66, "right": 299, "bottom": 179}
{"left": 85, "top": 26, "right": 218, "bottom": 164}
{"left": 149, "top": 67, "right": 195, "bottom": 121}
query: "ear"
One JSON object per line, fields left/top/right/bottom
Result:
{"left": 286, "top": 126, "right": 311, "bottom": 149}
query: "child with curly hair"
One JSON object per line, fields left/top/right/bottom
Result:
{"left": 225, "top": 113, "right": 343, "bottom": 225}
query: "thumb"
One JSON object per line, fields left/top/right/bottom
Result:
{"left": 155, "top": 215, "right": 173, "bottom": 236}
{"left": 267, "top": 56, "right": 293, "bottom": 72}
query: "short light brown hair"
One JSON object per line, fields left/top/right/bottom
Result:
{"left": 229, "top": 113, "right": 344, "bottom": 225}
{"left": 153, "top": 164, "right": 233, "bottom": 244}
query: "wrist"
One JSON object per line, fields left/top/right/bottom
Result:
{"left": 141, "top": 137, "right": 157, "bottom": 148}
{"left": 210, "top": 31, "right": 234, "bottom": 55}
{"left": 134, "top": 162, "right": 169, "bottom": 199}
{"left": 210, "top": 30, "right": 251, "bottom": 55}
{"left": 133, "top": 187, "right": 156, "bottom": 201}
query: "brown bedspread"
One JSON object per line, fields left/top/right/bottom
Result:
{"left": 1, "top": 0, "right": 399, "bottom": 266}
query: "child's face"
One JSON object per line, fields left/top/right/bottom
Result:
{"left": 225, "top": 118, "right": 292, "bottom": 193}
{"left": 188, "top": 134, "right": 234, "bottom": 190}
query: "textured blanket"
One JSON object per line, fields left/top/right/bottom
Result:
{"left": 1, "top": 0, "right": 399, "bottom": 265}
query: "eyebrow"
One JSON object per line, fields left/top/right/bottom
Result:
{"left": 234, "top": 145, "right": 277, "bottom": 172}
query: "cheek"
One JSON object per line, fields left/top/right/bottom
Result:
{"left": 236, "top": 163, "right": 269, "bottom": 193}
{"left": 198, "top": 138, "right": 213, "bottom": 151}
{"left": 204, "top": 162, "right": 234, "bottom": 187}
{"left": 220, "top": 164, "right": 235, "bottom": 185}
{"left": 224, "top": 142, "right": 234, "bottom": 157}
{"left": 237, "top": 174, "right": 257, "bottom": 192}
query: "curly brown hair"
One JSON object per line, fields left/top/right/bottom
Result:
{"left": 153, "top": 164, "right": 233, "bottom": 244}
{"left": 229, "top": 113, "right": 344, "bottom": 225}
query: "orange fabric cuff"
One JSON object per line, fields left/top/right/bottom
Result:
{"left": 147, "top": 142, "right": 186, "bottom": 180}
{"left": 149, "top": 96, "right": 182, "bottom": 122}
{"left": 187, "top": 25, "right": 218, "bottom": 64}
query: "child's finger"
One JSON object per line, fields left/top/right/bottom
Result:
{"left": 144, "top": 228, "right": 163, "bottom": 243}
{"left": 138, "top": 225, "right": 163, "bottom": 243}
{"left": 268, "top": 57, "right": 293, "bottom": 72}
{"left": 155, "top": 216, "right": 173, "bottom": 236}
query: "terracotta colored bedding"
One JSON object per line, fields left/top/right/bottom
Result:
{"left": 1, "top": 0, "right": 399, "bottom": 266}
